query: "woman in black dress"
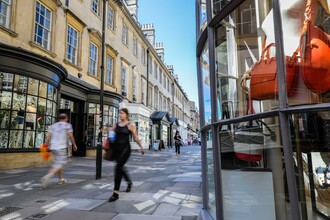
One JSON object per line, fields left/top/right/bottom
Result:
{"left": 174, "top": 130, "right": 183, "bottom": 157}
{"left": 108, "top": 108, "right": 145, "bottom": 202}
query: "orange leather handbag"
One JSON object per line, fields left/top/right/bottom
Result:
{"left": 248, "top": 41, "right": 298, "bottom": 100}
{"left": 301, "top": 0, "right": 330, "bottom": 94}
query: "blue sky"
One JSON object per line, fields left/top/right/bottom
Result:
{"left": 138, "top": 0, "right": 199, "bottom": 106}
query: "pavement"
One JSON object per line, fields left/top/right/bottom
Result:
{"left": 0, "top": 145, "right": 203, "bottom": 220}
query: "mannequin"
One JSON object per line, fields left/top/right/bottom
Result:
{"left": 25, "top": 102, "right": 37, "bottom": 148}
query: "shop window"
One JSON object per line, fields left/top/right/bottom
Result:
{"left": 91, "top": 0, "right": 100, "bottom": 16}
{"left": 0, "top": 72, "right": 13, "bottom": 90}
{"left": 67, "top": 25, "right": 78, "bottom": 65}
{"left": 34, "top": 1, "right": 52, "bottom": 50}
{"left": 106, "top": 55, "right": 113, "bottom": 85}
{"left": 122, "top": 23, "right": 127, "bottom": 45}
{"left": 0, "top": 0, "right": 11, "bottom": 28}
{"left": 89, "top": 42, "right": 98, "bottom": 76}
{"left": 107, "top": 5, "right": 115, "bottom": 31}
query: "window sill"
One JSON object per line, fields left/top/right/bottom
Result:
{"left": 0, "top": 25, "right": 18, "bottom": 37}
{"left": 63, "top": 59, "right": 83, "bottom": 71}
{"left": 29, "top": 41, "right": 57, "bottom": 58}
{"left": 92, "top": 11, "right": 101, "bottom": 19}
{"left": 87, "top": 72, "right": 100, "bottom": 80}
{"left": 108, "top": 27, "right": 116, "bottom": 34}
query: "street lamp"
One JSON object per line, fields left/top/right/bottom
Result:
{"left": 96, "top": 0, "right": 108, "bottom": 180}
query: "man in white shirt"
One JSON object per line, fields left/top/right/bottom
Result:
{"left": 41, "top": 114, "right": 77, "bottom": 188}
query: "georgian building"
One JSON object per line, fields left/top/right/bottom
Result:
{"left": 0, "top": 0, "right": 193, "bottom": 168}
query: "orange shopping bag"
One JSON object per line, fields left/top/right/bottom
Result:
{"left": 39, "top": 143, "right": 50, "bottom": 161}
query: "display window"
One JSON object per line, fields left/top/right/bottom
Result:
{"left": 0, "top": 72, "right": 58, "bottom": 149}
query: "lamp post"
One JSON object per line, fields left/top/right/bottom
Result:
{"left": 96, "top": 0, "right": 108, "bottom": 180}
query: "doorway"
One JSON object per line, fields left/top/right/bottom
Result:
{"left": 59, "top": 96, "right": 86, "bottom": 157}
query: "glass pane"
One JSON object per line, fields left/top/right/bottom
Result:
{"left": 12, "top": 93, "right": 26, "bottom": 112}
{"left": 200, "top": 43, "right": 212, "bottom": 125}
{"left": 28, "top": 78, "right": 39, "bottom": 95}
{"left": 0, "top": 72, "right": 14, "bottom": 91}
{"left": 27, "top": 96, "right": 37, "bottom": 111}
{"left": 200, "top": 0, "right": 207, "bottom": 32}
{"left": 9, "top": 130, "right": 23, "bottom": 149}
{"left": 0, "top": 109, "right": 10, "bottom": 128}
{"left": 215, "top": 0, "right": 274, "bottom": 119}
{"left": 35, "top": 132, "right": 45, "bottom": 148}
{"left": 0, "top": 91, "right": 12, "bottom": 109}
{"left": 52, "top": 101, "right": 57, "bottom": 117}
{"left": 289, "top": 111, "right": 330, "bottom": 219}
{"left": 89, "top": 103, "right": 97, "bottom": 114}
{"left": 280, "top": 1, "right": 330, "bottom": 105}
{"left": 212, "top": 0, "right": 230, "bottom": 16}
{"left": 205, "top": 129, "right": 215, "bottom": 219}
{"left": 14, "top": 75, "right": 28, "bottom": 94}
{"left": 38, "top": 98, "right": 46, "bottom": 115}
{"left": 47, "top": 84, "right": 54, "bottom": 100}
{"left": 39, "top": 81, "right": 47, "bottom": 98}
{"left": 23, "top": 127, "right": 35, "bottom": 148}
{"left": 0, "top": 130, "right": 9, "bottom": 148}
{"left": 219, "top": 116, "right": 289, "bottom": 219}
{"left": 46, "top": 100, "right": 52, "bottom": 115}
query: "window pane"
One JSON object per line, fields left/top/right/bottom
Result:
{"left": 34, "top": 1, "right": 51, "bottom": 50}
{"left": 0, "top": 72, "right": 14, "bottom": 91}
{"left": 0, "top": 91, "right": 12, "bottom": 109}
{"left": 0, "top": 130, "right": 9, "bottom": 149}
{"left": 28, "top": 78, "right": 39, "bottom": 96}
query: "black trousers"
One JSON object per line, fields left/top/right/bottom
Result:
{"left": 114, "top": 146, "right": 132, "bottom": 191}
{"left": 175, "top": 144, "right": 181, "bottom": 154}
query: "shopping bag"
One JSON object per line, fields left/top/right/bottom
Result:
{"left": 39, "top": 143, "right": 50, "bottom": 161}
{"left": 103, "top": 139, "right": 115, "bottom": 161}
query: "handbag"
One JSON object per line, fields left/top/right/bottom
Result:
{"left": 245, "top": 37, "right": 298, "bottom": 100}
{"left": 301, "top": 0, "right": 330, "bottom": 93}
{"left": 103, "top": 139, "right": 115, "bottom": 161}
{"left": 233, "top": 94, "right": 276, "bottom": 162}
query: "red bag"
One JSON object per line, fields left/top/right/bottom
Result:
{"left": 39, "top": 143, "right": 50, "bottom": 161}
{"left": 301, "top": 0, "right": 330, "bottom": 94}
{"left": 103, "top": 139, "right": 115, "bottom": 161}
{"left": 249, "top": 41, "right": 298, "bottom": 100}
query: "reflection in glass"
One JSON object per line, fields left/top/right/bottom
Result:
{"left": 205, "top": 129, "right": 215, "bottom": 219}
{"left": 200, "top": 0, "right": 207, "bottom": 32}
{"left": 0, "top": 110, "right": 10, "bottom": 128}
{"left": 219, "top": 116, "right": 288, "bottom": 219}
{"left": 39, "top": 81, "right": 47, "bottom": 98}
{"left": 46, "top": 100, "right": 52, "bottom": 115}
{"left": 38, "top": 98, "right": 46, "bottom": 115}
{"left": 0, "top": 130, "right": 8, "bottom": 148}
{"left": 15, "top": 76, "right": 28, "bottom": 94}
{"left": 9, "top": 130, "right": 23, "bottom": 149}
{"left": 28, "top": 78, "right": 39, "bottom": 95}
{"left": 0, "top": 91, "right": 12, "bottom": 109}
{"left": 213, "top": 0, "right": 230, "bottom": 15}
{"left": 12, "top": 93, "right": 26, "bottom": 112}
{"left": 0, "top": 72, "right": 14, "bottom": 91}
{"left": 201, "top": 43, "right": 212, "bottom": 124}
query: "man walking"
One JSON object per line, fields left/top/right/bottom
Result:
{"left": 41, "top": 113, "right": 77, "bottom": 188}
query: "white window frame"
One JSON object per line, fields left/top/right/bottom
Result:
{"left": 133, "top": 75, "right": 137, "bottom": 99}
{"left": 122, "top": 23, "right": 127, "bottom": 45}
{"left": 121, "top": 66, "right": 127, "bottom": 92}
{"left": 34, "top": 1, "right": 52, "bottom": 50}
{"left": 141, "top": 79, "right": 146, "bottom": 104}
{"left": 107, "top": 5, "right": 114, "bottom": 30}
{"left": 106, "top": 55, "right": 113, "bottom": 84}
{"left": 67, "top": 25, "right": 78, "bottom": 65}
{"left": 92, "top": 0, "right": 100, "bottom": 16}
{"left": 89, "top": 42, "right": 98, "bottom": 76}
{"left": 0, "top": 0, "right": 11, "bottom": 28}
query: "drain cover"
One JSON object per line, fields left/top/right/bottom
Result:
{"left": 35, "top": 200, "right": 47, "bottom": 203}
{"left": 0, "top": 206, "right": 22, "bottom": 217}
{"left": 30, "top": 213, "right": 48, "bottom": 218}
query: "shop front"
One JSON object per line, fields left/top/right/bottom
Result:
{"left": 197, "top": 0, "right": 330, "bottom": 219}
{"left": 0, "top": 44, "right": 67, "bottom": 169}
{"left": 150, "top": 111, "right": 172, "bottom": 148}
{"left": 61, "top": 75, "right": 122, "bottom": 157}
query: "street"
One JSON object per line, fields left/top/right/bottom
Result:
{"left": 0, "top": 146, "right": 202, "bottom": 220}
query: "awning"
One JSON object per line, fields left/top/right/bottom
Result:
{"left": 170, "top": 117, "right": 180, "bottom": 127}
{"left": 150, "top": 111, "right": 172, "bottom": 124}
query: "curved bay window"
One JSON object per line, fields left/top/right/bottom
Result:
{"left": 0, "top": 72, "right": 57, "bottom": 149}
{"left": 197, "top": 0, "right": 330, "bottom": 219}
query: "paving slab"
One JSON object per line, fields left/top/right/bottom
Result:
{"left": 112, "top": 213, "right": 181, "bottom": 220}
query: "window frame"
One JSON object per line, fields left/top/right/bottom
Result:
{"left": 121, "top": 66, "right": 127, "bottom": 93}
{"left": 106, "top": 55, "right": 114, "bottom": 85}
{"left": 34, "top": 1, "right": 52, "bottom": 50}
{"left": 89, "top": 42, "right": 99, "bottom": 77}
{"left": 0, "top": 0, "right": 11, "bottom": 28}
{"left": 91, "top": 0, "right": 100, "bottom": 16}
{"left": 107, "top": 4, "right": 115, "bottom": 31}
{"left": 66, "top": 24, "right": 79, "bottom": 65}
{"left": 122, "top": 23, "right": 128, "bottom": 45}
{"left": 141, "top": 47, "right": 146, "bottom": 64}
{"left": 133, "top": 36, "right": 138, "bottom": 56}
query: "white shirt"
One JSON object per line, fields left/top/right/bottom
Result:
{"left": 49, "top": 122, "right": 73, "bottom": 149}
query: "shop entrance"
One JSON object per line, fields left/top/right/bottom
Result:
{"left": 59, "top": 96, "right": 86, "bottom": 157}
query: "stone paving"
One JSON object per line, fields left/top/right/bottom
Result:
{"left": 0, "top": 146, "right": 202, "bottom": 220}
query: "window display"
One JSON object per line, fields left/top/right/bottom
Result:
{"left": 0, "top": 72, "right": 58, "bottom": 149}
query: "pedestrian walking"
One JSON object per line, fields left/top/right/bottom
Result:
{"left": 108, "top": 108, "right": 145, "bottom": 202}
{"left": 174, "top": 130, "right": 183, "bottom": 157}
{"left": 41, "top": 113, "right": 77, "bottom": 188}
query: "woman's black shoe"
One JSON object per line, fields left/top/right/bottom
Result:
{"left": 126, "top": 183, "right": 132, "bottom": 192}
{"left": 108, "top": 193, "right": 119, "bottom": 202}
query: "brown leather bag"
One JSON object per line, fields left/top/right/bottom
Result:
{"left": 242, "top": 40, "right": 298, "bottom": 100}
{"left": 301, "top": 0, "right": 330, "bottom": 94}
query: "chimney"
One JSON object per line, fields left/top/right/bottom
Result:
{"left": 156, "top": 43, "right": 164, "bottom": 62}
{"left": 141, "top": 23, "right": 155, "bottom": 46}
{"left": 167, "top": 65, "right": 174, "bottom": 75}
{"left": 125, "top": 0, "right": 138, "bottom": 21}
